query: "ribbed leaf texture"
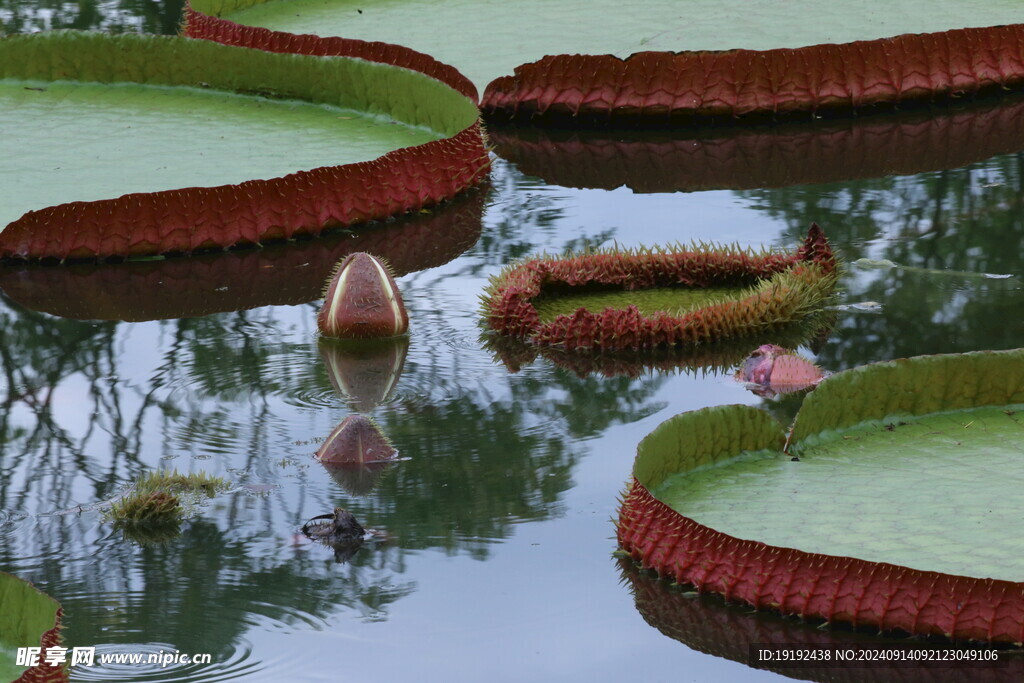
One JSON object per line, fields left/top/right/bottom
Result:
{"left": 488, "top": 95, "right": 1024, "bottom": 191}
{"left": 618, "top": 351, "right": 1024, "bottom": 644}
{"left": 183, "top": 6, "right": 478, "bottom": 101}
{"left": 481, "top": 224, "right": 836, "bottom": 351}
{"left": 619, "top": 480, "right": 1024, "bottom": 643}
{"left": 0, "top": 126, "right": 488, "bottom": 260}
{"left": 0, "top": 32, "right": 488, "bottom": 261}
{"left": 482, "top": 24, "right": 1024, "bottom": 123}
{"left": 790, "top": 348, "right": 1024, "bottom": 448}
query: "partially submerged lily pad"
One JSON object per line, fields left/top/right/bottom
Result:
{"left": 481, "top": 224, "right": 837, "bottom": 352}
{"left": 0, "top": 573, "right": 65, "bottom": 683}
{"left": 618, "top": 348, "right": 1024, "bottom": 643}
{"left": 188, "top": 0, "right": 1024, "bottom": 100}
{"left": 0, "top": 31, "right": 487, "bottom": 260}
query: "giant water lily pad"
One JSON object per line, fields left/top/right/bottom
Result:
{"left": 0, "top": 31, "right": 487, "bottom": 259}
{"left": 480, "top": 224, "right": 836, "bottom": 352}
{"left": 188, "top": 0, "right": 1024, "bottom": 95}
{"left": 618, "top": 348, "right": 1024, "bottom": 643}
{"left": 0, "top": 572, "right": 64, "bottom": 682}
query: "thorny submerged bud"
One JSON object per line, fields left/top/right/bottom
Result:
{"left": 315, "top": 414, "right": 398, "bottom": 466}
{"left": 317, "top": 252, "right": 409, "bottom": 338}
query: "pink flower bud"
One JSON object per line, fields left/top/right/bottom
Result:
{"left": 317, "top": 253, "right": 408, "bottom": 338}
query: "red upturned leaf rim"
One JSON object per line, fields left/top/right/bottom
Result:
{"left": 487, "top": 93, "right": 1024, "bottom": 192}
{"left": 481, "top": 23, "right": 1024, "bottom": 125}
{"left": 0, "top": 32, "right": 488, "bottom": 261}
{"left": 0, "top": 185, "right": 486, "bottom": 321}
{"left": 617, "top": 349, "right": 1024, "bottom": 644}
{"left": 182, "top": 5, "right": 478, "bottom": 102}
{"left": 480, "top": 224, "right": 837, "bottom": 352}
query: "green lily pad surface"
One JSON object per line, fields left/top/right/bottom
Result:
{"left": 0, "top": 572, "right": 62, "bottom": 681}
{"left": 654, "top": 405, "right": 1024, "bottom": 582}
{"left": 0, "top": 80, "right": 440, "bottom": 231}
{"left": 205, "top": 0, "right": 1024, "bottom": 90}
{"left": 0, "top": 31, "right": 476, "bottom": 235}
{"left": 644, "top": 349, "right": 1024, "bottom": 583}
{"left": 533, "top": 286, "right": 749, "bottom": 323}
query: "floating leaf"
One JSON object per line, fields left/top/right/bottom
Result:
{"left": 0, "top": 31, "right": 487, "bottom": 260}
{"left": 186, "top": 0, "right": 1024, "bottom": 104}
{"left": 480, "top": 224, "right": 837, "bottom": 351}
{"left": 0, "top": 572, "right": 65, "bottom": 683}
{"left": 619, "top": 348, "right": 1024, "bottom": 643}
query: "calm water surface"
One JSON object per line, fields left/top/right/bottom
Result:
{"left": 2, "top": 7, "right": 1024, "bottom": 683}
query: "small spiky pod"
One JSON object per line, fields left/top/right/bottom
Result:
{"left": 111, "top": 491, "right": 183, "bottom": 525}
{"left": 482, "top": 24, "right": 1024, "bottom": 124}
{"left": 315, "top": 415, "right": 398, "bottom": 466}
{"left": 480, "top": 224, "right": 836, "bottom": 351}
{"left": 107, "top": 469, "right": 227, "bottom": 541}
{"left": 487, "top": 96, "right": 1024, "bottom": 192}
{"left": 318, "top": 253, "right": 409, "bottom": 339}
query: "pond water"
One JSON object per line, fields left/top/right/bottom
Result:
{"left": 3, "top": 6, "right": 1024, "bottom": 683}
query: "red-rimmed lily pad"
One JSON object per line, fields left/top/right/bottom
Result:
{"left": 482, "top": 22, "right": 1024, "bottom": 124}
{"left": 618, "top": 348, "right": 1024, "bottom": 643}
{"left": 480, "top": 224, "right": 837, "bottom": 352}
{"left": 185, "top": 0, "right": 1024, "bottom": 119}
{"left": 488, "top": 94, "right": 1024, "bottom": 191}
{"left": 0, "top": 572, "right": 65, "bottom": 683}
{"left": 0, "top": 31, "right": 488, "bottom": 260}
